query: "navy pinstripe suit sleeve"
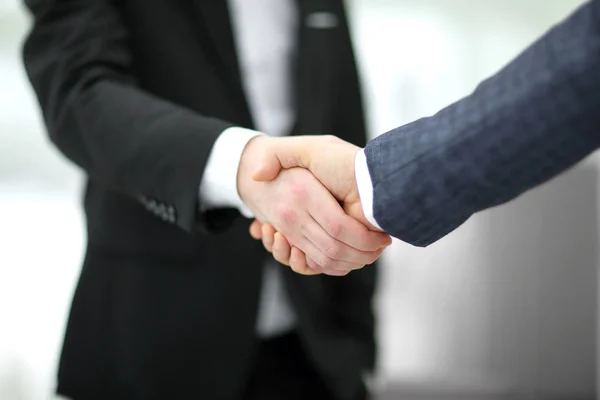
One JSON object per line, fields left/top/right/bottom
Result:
{"left": 365, "top": 0, "right": 600, "bottom": 246}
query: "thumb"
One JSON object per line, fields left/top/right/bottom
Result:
{"left": 252, "top": 154, "right": 283, "bottom": 182}
{"left": 252, "top": 137, "right": 314, "bottom": 182}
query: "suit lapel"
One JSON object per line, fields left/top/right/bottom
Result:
{"left": 190, "top": 0, "right": 253, "bottom": 127}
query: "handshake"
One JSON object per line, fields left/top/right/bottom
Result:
{"left": 236, "top": 134, "right": 391, "bottom": 277}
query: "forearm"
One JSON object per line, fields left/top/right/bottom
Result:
{"left": 366, "top": 0, "right": 600, "bottom": 245}
{"left": 56, "top": 81, "right": 231, "bottom": 231}
{"left": 23, "top": 0, "right": 233, "bottom": 233}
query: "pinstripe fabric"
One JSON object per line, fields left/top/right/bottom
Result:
{"left": 366, "top": 0, "right": 600, "bottom": 246}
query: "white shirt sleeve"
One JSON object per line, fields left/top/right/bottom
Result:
{"left": 199, "top": 126, "right": 264, "bottom": 218}
{"left": 354, "top": 149, "right": 382, "bottom": 230}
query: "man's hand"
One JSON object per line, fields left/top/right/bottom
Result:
{"left": 237, "top": 136, "right": 390, "bottom": 276}
{"left": 251, "top": 135, "right": 379, "bottom": 230}
{"left": 245, "top": 135, "right": 388, "bottom": 275}
{"left": 249, "top": 221, "right": 318, "bottom": 275}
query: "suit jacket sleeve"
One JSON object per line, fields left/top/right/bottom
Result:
{"left": 22, "top": 0, "right": 236, "bottom": 233}
{"left": 365, "top": 0, "right": 600, "bottom": 246}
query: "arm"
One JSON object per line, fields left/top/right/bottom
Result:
{"left": 250, "top": 0, "right": 600, "bottom": 266}
{"left": 366, "top": 0, "right": 600, "bottom": 246}
{"left": 23, "top": 0, "right": 390, "bottom": 274}
{"left": 23, "top": 0, "right": 231, "bottom": 233}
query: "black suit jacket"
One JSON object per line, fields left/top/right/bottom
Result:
{"left": 366, "top": 0, "right": 600, "bottom": 246}
{"left": 22, "top": 1, "right": 376, "bottom": 399}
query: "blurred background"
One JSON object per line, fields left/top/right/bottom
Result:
{"left": 0, "top": 0, "right": 597, "bottom": 399}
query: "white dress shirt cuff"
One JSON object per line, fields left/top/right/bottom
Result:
{"left": 354, "top": 149, "right": 382, "bottom": 230}
{"left": 199, "top": 127, "right": 264, "bottom": 218}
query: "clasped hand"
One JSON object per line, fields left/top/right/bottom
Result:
{"left": 237, "top": 135, "right": 390, "bottom": 276}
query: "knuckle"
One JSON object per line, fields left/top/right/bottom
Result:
{"left": 319, "top": 256, "right": 336, "bottom": 270}
{"left": 325, "top": 221, "right": 343, "bottom": 238}
{"left": 276, "top": 205, "right": 297, "bottom": 224}
{"left": 274, "top": 253, "right": 283, "bottom": 263}
{"left": 328, "top": 269, "right": 350, "bottom": 277}
{"left": 284, "top": 260, "right": 294, "bottom": 268}
{"left": 290, "top": 183, "right": 308, "bottom": 202}
{"left": 352, "top": 263, "right": 367, "bottom": 271}
{"left": 324, "top": 242, "right": 342, "bottom": 259}
{"left": 291, "top": 264, "right": 303, "bottom": 274}
{"left": 297, "top": 264, "right": 314, "bottom": 275}
{"left": 276, "top": 255, "right": 290, "bottom": 266}
{"left": 282, "top": 153, "right": 299, "bottom": 168}
{"left": 306, "top": 257, "right": 323, "bottom": 273}
{"left": 261, "top": 231, "right": 273, "bottom": 243}
{"left": 360, "top": 230, "right": 378, "bottom": 250}
{"left": 366, "top": 251, "right": 380, "bottom": 265}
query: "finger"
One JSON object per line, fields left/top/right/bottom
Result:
{"left": 289, "top": 247, "right": 320, "bottom": 276}
{"left": 299, "top": 217, "right": 384, "bottom": 266}
{"left": 249, "top": 220, "right": 263, "bottom": 240}
{"left": 295, "top": 228, "right": 367, "bottom": 274}
{"left": 309, "top": 198, "right": 392, "bottom": 252}
{"left": 306, "top": 256, "right": 351, "bottom": 277}
{"left": 261, "top": 223, "right": 276, "bottom": 252}
{"left": 275, "top": 187, "right": 381, "bottom": 270}
{"left": 272, "top": 232, "right": 292, "bottom": 266}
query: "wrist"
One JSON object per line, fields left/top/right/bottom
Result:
{"left": 353, "top": 148, "right": 382, "bottom": 231}
{"left": 198, "top": 127, "right": 263, "bottom": 218}
{"left": 348, "top": 148, "right": 361, "bottom": 201}
{"left": 236, "top": 135, "right": 270, "bottom": 207}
